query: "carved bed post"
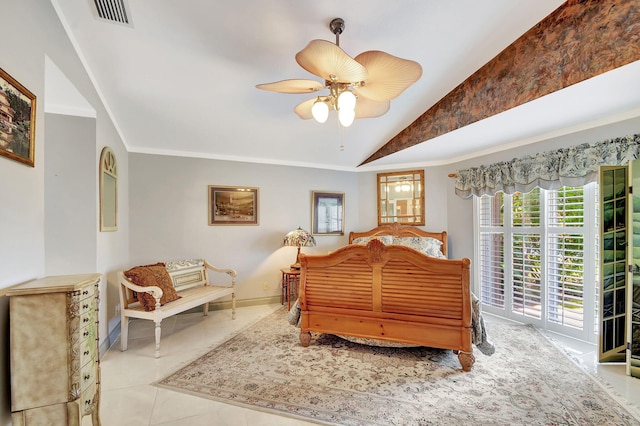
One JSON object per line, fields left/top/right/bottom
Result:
{"left": 300, "top": 331, "right": 311, "bottom": 347}
{"left": 456, "top": 351, "right": 476, "bottom": 372}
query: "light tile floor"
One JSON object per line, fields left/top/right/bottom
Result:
{"left": 93, "top": 305, "right": 640, "bottom": 425}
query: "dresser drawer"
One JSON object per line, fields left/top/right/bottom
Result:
{"left": 79, "top": 306, "right": 97, "bottom": 342}
{"left": 80, "top": 382, "right": 98, "bottom": 417}
{"left": 79, "top": 301, "right": 97, "bottom": 329}
{"left": 80, "top": 359, "right": 98, "bottom": 392}
{"left": 79, "top": 295, "right": 95, "bottom": 318}
{"left": 79, "top": 284, "right": 96, "bottom": 301}
{"left": 79, "top": 336, "right": 97, "bottom": 368}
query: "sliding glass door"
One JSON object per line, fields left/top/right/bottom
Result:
{"left": 628, "top": 161, "right": 640, "bottom": 378}
{"left": 599, "top": 166, "right": 627, "bottom": 362}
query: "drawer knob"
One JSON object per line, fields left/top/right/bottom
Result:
{"left": 83, "top": 331, "right": 90, "bottom": 337}
{"left": 84, "top": 374, "right": 91, "bottom": 380}
{"left": 84, "top": 350, "right": 90, "bottom": 356}
{"left": 82, "top": 290, "right": 89, "bottom": 296}
{"left": 82, "top": 304, "right": 89, "bottom": 309}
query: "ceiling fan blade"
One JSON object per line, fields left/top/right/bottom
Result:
{"left": 296, "top": 40, "right": 368, "bottom": 83}
{"left": 293, "top": 98, "right": 316, "bottom": 120}
{"left": 354, "top": 51, "right": 423, "bottom": 101}
{"left": 354, "top": 96, "right": 390, "bottom": 119}
{"left": 255, "top": 79, "right": 324, "bottom": 94}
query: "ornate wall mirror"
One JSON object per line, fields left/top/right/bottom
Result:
{"left": 377, "top": 170, "right": 425, "bottom": 226}
{"left": 100, "top": 146, "right": 117, "bottom": 231}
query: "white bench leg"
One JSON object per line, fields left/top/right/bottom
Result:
{"left": 154, "top": 320, "right": 162, "bottom": 358}
{"left": 203, "top": 302, "right": 209, "bottom": 316}
{"left": 120, "top": 315, "right": 129, "bottom": 351}
{"left": 232, "top": 291, "right": 236, "bottom": 320}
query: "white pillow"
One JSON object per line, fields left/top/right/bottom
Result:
{"left": 392, "top": 237, "right": 446, "bottom": 258}
{"left": 352, "top": 235, "right": 393, "bottom": 245}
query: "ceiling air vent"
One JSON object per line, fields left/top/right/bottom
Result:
{"left": 93, "top": 0, "right": 132, "bottom": 26}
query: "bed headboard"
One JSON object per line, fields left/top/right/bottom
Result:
{"left": 348, "top": 223, "right": 447, "bottom": 256}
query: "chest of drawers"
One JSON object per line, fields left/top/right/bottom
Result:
{"left": 7, "top": 274, "right": 102, "bottom": 426}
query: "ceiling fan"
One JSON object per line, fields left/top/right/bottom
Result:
{"left": 256, "top": 18, "right": 423, "bottom": 127}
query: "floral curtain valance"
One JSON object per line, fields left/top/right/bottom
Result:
{"left": 454, "top": 134, "right": 640, "bottom": 198}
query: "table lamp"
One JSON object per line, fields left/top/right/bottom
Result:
{"left": 283, "top": 227, "right": 316, "bottom": 270}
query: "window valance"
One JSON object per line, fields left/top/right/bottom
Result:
{"left": 454, "top": 134, "right": 640, "bottom": 198}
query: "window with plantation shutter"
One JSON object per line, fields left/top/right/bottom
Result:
{"left": 474, "top": 184, "right": 598, "bottom": 342}
{"left": 478, "top": 194, "right": 505, "bottom": 310}
{"left": 512, "top": 232, "right": 542, "bottom": 320}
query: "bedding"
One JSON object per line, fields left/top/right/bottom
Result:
{"left": 294, "top": 223, "right": 493, "bottom": 371}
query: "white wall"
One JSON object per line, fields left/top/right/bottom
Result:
{"left": 0, "top": 1, "right": 129, "bottom": 423}
{"left": 126, "top": 157, "right": 458, "bottom": 305}
{"left": 44, "top": 114, "right": 97, "bottom": 274}
{"left": 128, "top": 154, "right": 360, "bottom": 302}
{"left": 127, "top": 154, "right": 463, "bottom": 303}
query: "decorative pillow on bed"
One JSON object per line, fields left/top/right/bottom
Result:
{"left": 392, "top": 237, "right": 446, "bottom": 258}
{"left": 124, "top": 262, "right": 181, "bottom": 311}
{"left": 352, "top": 235, "right": 393, "bottom": 245}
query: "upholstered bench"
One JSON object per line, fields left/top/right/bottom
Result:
{"left": 118, "top": 259, "right": 237, "bottom": 357}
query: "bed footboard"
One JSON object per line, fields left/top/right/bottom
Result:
{"left": 299, "top": 238, "right": 474, "bottom": 371}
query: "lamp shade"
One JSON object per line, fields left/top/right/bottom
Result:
{"left": 338, "top": 108, "right": 355, "bottom": 127}
{"left": 337, "top": 90, "right": 356, "bottom": 111}
{"left": 283, "top": 227, "right": 316, "bottom": 270}
{"left": 283, "top": 227, "right": 316, "bottom": 248}
{"left": 311, "top": 99, "right": 329, "bottom": 123}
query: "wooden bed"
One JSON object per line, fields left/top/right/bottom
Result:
{"left": 298, "top": 223, "right": 475, "bottom": 371}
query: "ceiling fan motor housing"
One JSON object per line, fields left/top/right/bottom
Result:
{"left": 330, "top": 18, "right": 345, "bottom": 36}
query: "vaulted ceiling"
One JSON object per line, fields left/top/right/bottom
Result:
{"left": 52, "top": 0, "right": 640, "bottom": 171}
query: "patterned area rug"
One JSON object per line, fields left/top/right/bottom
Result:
{"left": 156, "top": 308, "right": 639, "bottom": 425}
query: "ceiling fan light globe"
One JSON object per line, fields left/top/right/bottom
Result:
{"left": 338, "top": 108, "right": 355, "bottom": 127}
{"left": 338, "top": 90, "right": 356, "bottom": 111}
{"left": 311, "top": 100, "right": 329, "bottom": 123}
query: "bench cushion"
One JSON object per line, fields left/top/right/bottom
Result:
{"left": 124, "top": 263, "right": 181, "bottom": 311}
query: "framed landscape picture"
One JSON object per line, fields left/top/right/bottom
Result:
{"left": 311, "top": 191, "right": 344, "bottom": 235}
{"left": 0, "top": 67, "right": 36, "bottom": 167}
{"left": 208, "top": 185, "right": 259, "bottom": 225}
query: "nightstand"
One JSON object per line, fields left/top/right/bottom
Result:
{"left": 280, "top": 268, "right": 301, "bottom": 310}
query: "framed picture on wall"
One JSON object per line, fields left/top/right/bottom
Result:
{"left": 208, "top": 185, "right": 259, "bottom": 225}
{"left": 0, "top": 67, "right": 36, "bottom": 167}
{"left": 311, "top": 191, "right": 344, "bottom": 235}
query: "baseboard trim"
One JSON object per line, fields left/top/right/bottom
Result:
{"left": 100, "top": 296, "right": 282, "bottom": 356}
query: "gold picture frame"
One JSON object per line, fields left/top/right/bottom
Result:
{"left": 208, "top": 186, "right": 259, "bottom": 225}
{"left": 0, "top": 67, "right": 36, "bottom": 167}
{"left": 377, "top": 170, "right": 425, "bottom": 226}
{"left": 311, "top": 191, "right": 344, "bottom": 235}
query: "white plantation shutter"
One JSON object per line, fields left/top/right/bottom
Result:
{"left": 512, "top": 233, "right": 542, "bottom": 320}
{"left": 479, "top": 233, "right": 505, "bottom": 309}
{"left": 548, "top": 234, "right": 585, "bottom": 328}
{"left": 547, "top": 187, "right": 588, "bottom": 330}
{"left": 475, "top": 184, "right": 598, "bottom": 341}
{"left": 478, "top": 194, "right": 505, "bottom": 309}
